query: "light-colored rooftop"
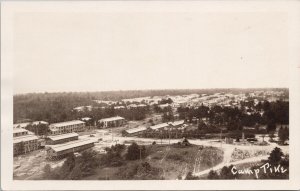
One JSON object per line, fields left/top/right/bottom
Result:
{"left": 125, "top": 126, "right": 147, "bottom": 134}
{"left": 32, "top": 121, "right": 49, "bottom": 125}
{"left": 114, "top": 106, "right": 126, "bottom": 110}
{"left": 13, "top": 134, "right": 38, "bottom": 144}
{"left": 128, "top": 104, "right": 147, "bottom": 108}
{"left": 49, "top": 129, "right": 59, "bottom": 132}
{"left": 13, "top": 128, "right": 29, "bottom": 134}
{"left": 150, "top": 123, "right": 169, "bottom": 130}
{"left": 158, "top": 104, "right": 170, "bottom": 108}
{"left": 169, "top": 120, "right": 185, "bottom": 126}
{"left": 13, "top": 121, "right": 49, "bottom": 128}
{"left": 13, "top": 122, "right": 30, "bottom": 128}
{"left": 49, "top": 139, "right": 95, "bottom": 152}
{"left": 99, "top": 116, "right": 125, "bottom": 122}
{"left": 73, "top": 105, "right": 92, "bottom": 111}
{"left": 50, "top": 120, "right": 85, "bottom": 128}
{"left": 81, "top": 117, "right": 91, "bottom": 121}
{"left": 47, "top": 132, "right": 79, "bottom": 141}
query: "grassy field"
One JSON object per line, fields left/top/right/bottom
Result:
{"left": 84, "top": 144, "right": 224, "bottom": 180}
{"left": 13, "top": 149, "right": 65, "bottom": 180}
{"left": 146, "top": 144, "right": 224, "bottom": 179}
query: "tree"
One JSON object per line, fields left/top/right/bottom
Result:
{"left": 267, "top": 122, "right": 276, "bottom": 132}
{"left": 63, "top": 153, "right": 76, "bottom": 171}
{"left": 207, "top": 170, "right": 219, "bottom": 179}
{"left": 79, "top": 150, "right": 99, "bottom": 176}
{"left": 43, "top": 164, "right": 52, "bottom": 178}
{"left": 269, "top": 133, "right": 275, "bottom": 142}
{"left": 219, "top": 165, "right": 238, "bottom": 179}
{"left": 58, "top": 153, "right": 76, "bottom": 178}
{"left": 268, "top": 147, "right": 284, "bottom": 165}
{"left": 185, "top": 171, "right": 198, "bottom": 180}
{"left": 68, "top": 165, "right": 82, "bottom": 180}
{"left": 160, "top": 98, "right": 173, "bottom": 104}
{"left": 162, "top": 111, "right": 174, "bottom": 122}
{"left": 126, "top": 142, "right": 141, "bottom": 160}
{"left": 278, "top": 126, "right": 289, "bottom": 144}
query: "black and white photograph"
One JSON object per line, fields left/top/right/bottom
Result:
{"left": 1, "top": 0, "right": 300, "bottom": 190}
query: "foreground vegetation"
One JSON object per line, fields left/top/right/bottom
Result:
{"left": 42, "top": 142, "right": 224, "bottom": 180}
{"left": 192, "top": 147, "right": 289, "bottom": 180}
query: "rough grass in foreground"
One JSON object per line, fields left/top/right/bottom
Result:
{"left": 82, "top": 144, "right": 224, "bottom": 180}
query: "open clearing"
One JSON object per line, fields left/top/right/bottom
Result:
{"left": 83, "top": 144, "right": 224, "bottom": 180}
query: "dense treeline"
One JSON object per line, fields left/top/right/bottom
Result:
{"left": 43, "top": 143, "right": 162, "bottom": 180}
{"left": 177, "top": 100, "right": 289, "bottom": 132}
{"left": 14, "top": 93, "right": 93, "bottom": 123}
{"left": 13, "top": 89, "right": 288, "bottom": 123}
{"left": 43, "top": 150, "right": 99, "bottom": 180}
{"left": 25, "top": 124, "right": 48, "bottom": 136}
{"left": 14, "top": 93, "right": 149, "bottom": 123}
{"left": 14, "top": 88, "right": 288, "bottom": 100}
{"left": 136, "top": 128, "right": 255, "bottom": 140}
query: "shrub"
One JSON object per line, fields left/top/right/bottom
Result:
{"left": 167, "top": 153, "right": 183, "bottom": 161}
{"left": 185, "top": 171, "right": 198, "bottom": 180}
{"left": 219, "top": 165, "right": 239, "bottom": 179}
{"left": 152, "top": 155, "right": 163, "bottom": 160}
{"left": 207, "top": 170, "right": 219, "bottom": 179}
{"left": 126, "top": 142, "right": 146, "bottom": 160}
{"left": 268, "top": 147, "right": 284, "bottom": 165}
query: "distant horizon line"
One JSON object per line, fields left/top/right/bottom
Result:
{"left": 13, "top": 87, "right": 289, "bottom": 96}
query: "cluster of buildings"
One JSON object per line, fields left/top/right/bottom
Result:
{"left": 45, "top": 117, "right": 129, "bottom": 159}
{"left": 13, "top": 90, "right": 287, "bottom": 158}
{"left": 44, "top": 120, "right": 96, "bottom": 159}
{"left": 13, "top": 116, "right": 127, "bottom": 158}
{"left": 124, "top": 120, "right": 185, "bottom": 136}
{"left": 122, "top": 96, "right": 161, "bottom": 105}
{"left": 13, "top": 128, "right": 39, "bottom": 156}
{"left": 13, "top": 121, "right": 49, "bottom": 128}
{"left": 73, "top": 103, "right": 148, "bottom": 112}
{"left": 155, "top": 90, "right": 287, "bottom": 110}
{"left": 73, "top": 105, "right": 93, "bottom": 112}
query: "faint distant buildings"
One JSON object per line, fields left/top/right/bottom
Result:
{"left": 13, "top": 121, "right": 49, "bottom": 129}
{"left": 158, "top": 104, "right": 170, "bottom": 109}
{"left": 93, "top": 100, "right": 118, "bottom": 105}
{"left": 81, "top": 117, "right": 92, "bottom": 122}
{"left": 114, "top": 105, "right": 126, "bottom": 110}
{"left": 73, "top": 105, "right": 92, "bottom": 112}
{"left": 127, "top": 104, "right": 147, "bottom": 109}
{"left": 49, "top": 120, "right": 85, "bottom": 135}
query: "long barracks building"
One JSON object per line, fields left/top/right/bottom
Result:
{"left": 46, "top": 132, "right": 79, "bottom": 145}
{"left": 46, "top": 139, "right": 95, "bottom": 160}
{"left": 98, "top": 116, "right": 125, "bottom": 128}
{"left": 49, "top": 120, "right": 85, "bottom": 135}
{"left": 13, "top": 128, "right": 39, "bottom": 156}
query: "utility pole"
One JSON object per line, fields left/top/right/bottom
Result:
{"left": 139, "top": 147, "right": 142, "bottom": 161}
{"left": 220, "top": 129, "right": 223, "bottom": 148}
{"left": 169, "top": 128, "right": 171, "bottom": 145}
{"left": 160, "top": 130, "right": 162, "bottom": 145}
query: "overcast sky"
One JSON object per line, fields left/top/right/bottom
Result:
{"left": 13, "top": 11, "right": 288, "bottom": 94}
